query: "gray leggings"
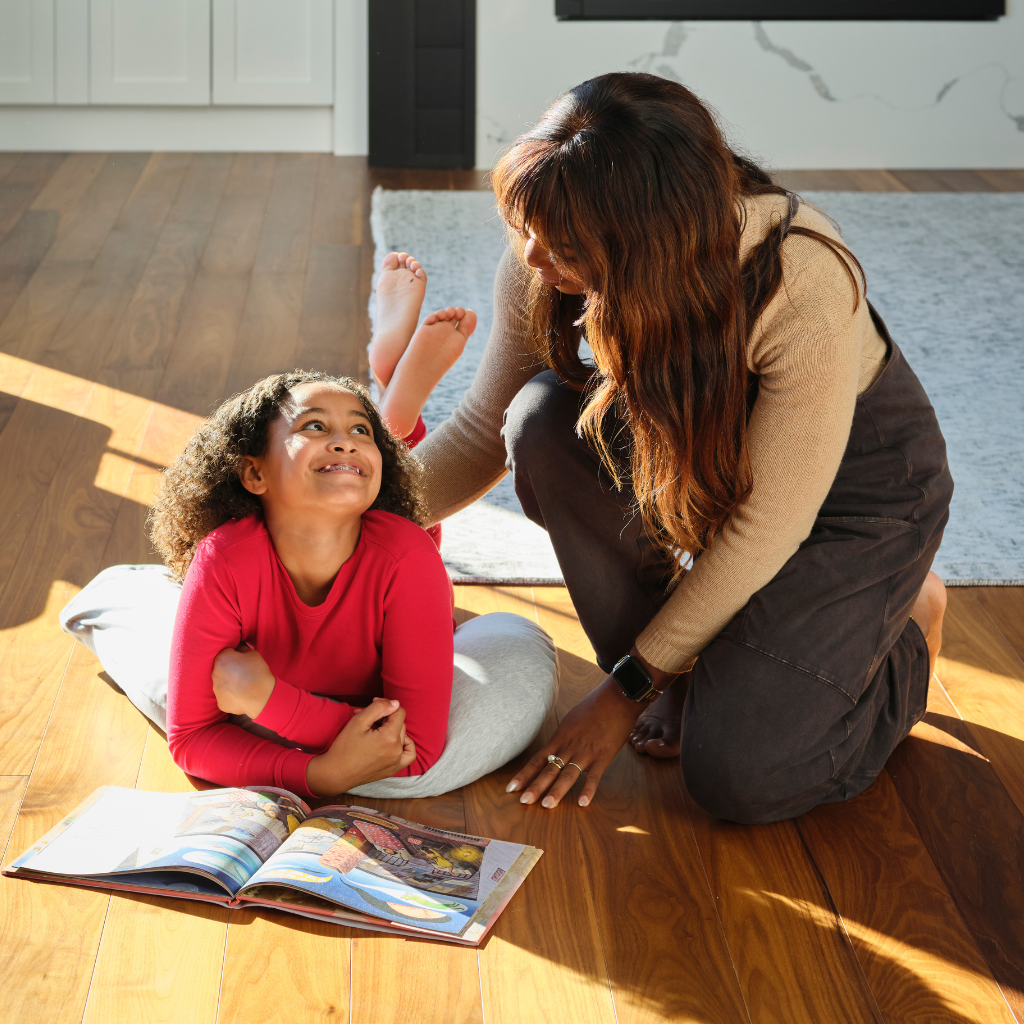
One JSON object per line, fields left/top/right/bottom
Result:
{"left": 60, "top": 564, "right": 557, "bottom": 799}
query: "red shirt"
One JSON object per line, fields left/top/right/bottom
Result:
{"left": 166, "top": 510, "right": 455, "bottom": 798}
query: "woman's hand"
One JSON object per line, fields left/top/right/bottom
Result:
{"left": 212, "top": 646, "right": 276, "bottom": 718}
{"left": 306, "top": 698, "right": 417, "bottom": 798}
{"left": 507, "top": 675, "right": 646, "bottom": 809}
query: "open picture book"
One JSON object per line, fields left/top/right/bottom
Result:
{"left": 3, "top": 785, "right": 542, "bottom": 946}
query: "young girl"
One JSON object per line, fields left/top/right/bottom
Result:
{"left": 64, "top": 255, "right": 556, "bottom": 801}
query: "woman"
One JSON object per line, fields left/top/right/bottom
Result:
{"left": 412, "top": 72, "right": 952, "bottom": 823}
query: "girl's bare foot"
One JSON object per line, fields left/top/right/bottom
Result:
{"left": 911, "top": 570, "right": 946, "bottom": 677}
{"left": 628, "top": 676, "right": 688, "bottom": 759}
{"left": 379, "top": 306, "right": 477, "bottom": 438}
{"left": 369, "top": 252, "right": 427, "bottom": 389}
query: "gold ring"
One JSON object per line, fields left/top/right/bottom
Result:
{"left": 547, "top": 755, "right": 566, "bottom": 771}
{"left": 567, "top": 762, "right": 584, "bottom": 774}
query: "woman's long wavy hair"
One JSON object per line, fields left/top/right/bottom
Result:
{"left": 492, "top": 72, "right": 863, "bottom": 580}
{"left": 149, "top": 371, "right": 425, "bottom": 581}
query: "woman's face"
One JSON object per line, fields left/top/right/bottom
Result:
{"left": 523, "top": 232, "right": 586, "bottom": 295}
{"left": 241, "top": 383, "right": 383, "bottom": 518}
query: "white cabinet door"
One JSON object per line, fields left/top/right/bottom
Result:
{"left": 0, "top": 0, "right": 54, "bottom": 103}
{"left": 90, "top": 0, "right": 210, "bottom": 105}
{"left": 212, "top": 0, "right": 332, "bottom": 106}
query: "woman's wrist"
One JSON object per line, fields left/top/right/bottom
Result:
{"left": 628, "top": 646, "right": 678, "bottom": 691}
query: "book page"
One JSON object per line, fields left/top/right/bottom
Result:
{"left": 26, "top": 789, "right": 188, "bottom": 877}
{"left": 17, "top": 787, "right": 309, "bottom": 897}
{"left": 241, "top": 807, "right": 527, "bottom": 938}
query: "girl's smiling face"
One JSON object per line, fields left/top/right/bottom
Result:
{"left": 239, "top": 383, "right": 384, "bottom": 517}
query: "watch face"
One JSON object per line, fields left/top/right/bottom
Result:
{"left": 613, "top": 656, "right": 653, "bottom": 700}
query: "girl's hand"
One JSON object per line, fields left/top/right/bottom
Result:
{"left": 306, "top": 698, "right": 417, "bottom": 797}
{"left": 212, "top": 646, "right": 276, "bottom": 718}
{"left": 507, "top": 675, "right": 646, "bottom": 809}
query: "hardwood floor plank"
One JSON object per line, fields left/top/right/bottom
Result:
{"left": 252, "top": 153, "right": 318, "bottom": 276}
{"left": 311, "top": 154, "right": 367, "bottom": 246}
{"left": 156, "top": 273, "right": 253, "bottom": 416}
{"left": 936, "top": 589, "right": 1024, "bottom": 821}
{"left": 44, "top": 152, "right": 149, "bottom": 263}
{"left": 99, "top": 402, "right": 200, "bottom": 571}
{"left": 221, "top": 910, "right": 353, "bottom": 1024}
{"left": 294, "top": 243, "right": 365, "bottom": 379}
{"left": 891, "top": 169, "right": 1004, "bottom": 193}
{"left": 81, "top": 722, "right": 229, "bottom": 1024}
{"left": 0, "top": 152, "right": 24, "bottom": 183}
{"left": 799, "top": 772, "right": 1017, "bottom": 1024}
{"left": 0, "top": 259, "right": 93, "bottom": 364}
{"left": 685, "top": 796, "right": 884, "bottom": 1024}
{"left": 196, "top": 153, "right": 276, "bottom": 278}
{"left": 156, "top": 155, "right": 277, "bottom": 416}
{"left": 0, "top": 152, "right": 66, "bottom": 244}
{"left": 98, "top": 154, "right": 231, "bottom": 399}
{"left": 223, "top": 271, "right": 306, "bottom": 394}
{"left": 772, "top": 169, "right": 910, "bottom": 192}
{"left": 973, "top": 169, "right": 1024, "bottom": 192}
{"left": 29, "top": 152, "right": 107, "bottom": 220}
{"left": 351, "top": 933, "right": 481, "bottom": 1024}
{"left": 450, "top": 587, "right": 616, "bottom": 1024}
{"left": 0, "top": 360, "right": 95, "bottom": 595}
{"left": 0, "top": 156, "right": 140, "bottom": 364}
{"left": 41, "top": 153, "right": 192, "bottom": 381}
{"left": 533, "top": 588, "right": 751, "bottom": 1024}
{"left": 0, "top": 643, "right": 150, "bottom": 1024}
{"left": 887, "top": 707, "right": 1024, "bottom": 1019}
{"left": 0, "top": 209, "right": 61, "bottom": 327}
{"left": 972, "top": 586, "right": 1024, "bottom": 667}
{"left": 0, "top": 776, "right": 29, "bottom": 857}
{"left": 0, "top": 381, "right": 152, "bottom": 774}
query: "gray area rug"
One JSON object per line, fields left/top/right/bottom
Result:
{"left": 370, "top": 188, "right": 1024, "bottom": 586}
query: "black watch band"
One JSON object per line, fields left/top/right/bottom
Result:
{"left": 611, "top": 654, "right": 663, "bottom": 703}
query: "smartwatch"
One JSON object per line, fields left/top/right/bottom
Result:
{"left": 611, "top": 654, "right": 663, "bottom": 703}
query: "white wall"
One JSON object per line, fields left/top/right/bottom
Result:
{"left": 477, "top": 0, "right": 1024, "bottom": 169}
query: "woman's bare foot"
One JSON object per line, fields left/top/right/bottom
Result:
{"left": 369, "top": 252, "right": 427, "bottom": 389}
{"left": 911, "top": 569, "right": 946, "bottom": 677}
{"left": 628, "top": 676, "right": 688, "bottom": 759}
{"left": 379, "top": 306, "right": 477, "bottom": 438}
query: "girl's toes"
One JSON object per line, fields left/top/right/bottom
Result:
{"left": 457, "top": 309, "right": 478, "bottom": 336}
{"left": 382, "top": 252, "right": 400, "bottom": 270}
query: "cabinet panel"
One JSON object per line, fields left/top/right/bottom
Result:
{"left": 212, "top": 0, "right": 332, "bottom": 106}
{"left": 0, "top": 0, "right": 55, "bottom": 103}
{"left": 90, "top": 0, "right": 210, "bottom": 105}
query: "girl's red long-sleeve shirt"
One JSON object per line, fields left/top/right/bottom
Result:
{"left": 166, "top": 509, "right": 455, "bottom": 798}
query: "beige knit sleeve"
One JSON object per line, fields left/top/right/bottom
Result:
{"left": 635, "top": 237, "right": 870, "bottom": 674}
{"left": 414, "top": 246, "right": 546, "bottom": 525}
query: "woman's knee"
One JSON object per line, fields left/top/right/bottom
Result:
{"left": 502, "top": 370, "right": 581, "bottom": 469}
{"left": 680, "top": 743, "right": 792, "bottom": 825}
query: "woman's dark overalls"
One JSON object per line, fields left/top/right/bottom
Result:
{"left": 502, "top": 308, "right": 953, "bottom": 824}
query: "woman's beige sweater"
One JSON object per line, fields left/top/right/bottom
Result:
{"left": 413, "top": 193, "right": 889, "bottom": 674}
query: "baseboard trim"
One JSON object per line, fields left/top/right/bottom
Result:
{"left": 0, "top": 105, "right": 365, "bottom": 153}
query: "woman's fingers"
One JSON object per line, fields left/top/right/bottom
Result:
{"left": 538, "top": 763, "right": 589, "bottom": 809}
{"left": 506, "top": 750, "right": 553, "bottom": 795}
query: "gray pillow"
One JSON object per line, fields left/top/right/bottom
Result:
{"left": 60, "top": 563, "right": 182, "bottom": 732}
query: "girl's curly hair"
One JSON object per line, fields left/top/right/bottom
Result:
{"left": 148, "top": 370, "right": 425, "bottom": 581}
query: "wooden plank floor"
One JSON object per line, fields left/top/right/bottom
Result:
{"left": 0, "top": 156, "right": 1022, "bottom": 1023}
